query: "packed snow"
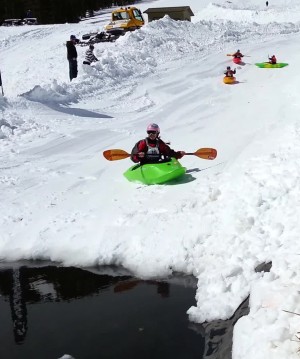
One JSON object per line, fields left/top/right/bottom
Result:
{"left": 1, "top": 0, "right": 300, "bottom": 357}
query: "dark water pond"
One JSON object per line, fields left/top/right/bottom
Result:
{"left": 0, "top": 262, "right": 249, "bottom": 359}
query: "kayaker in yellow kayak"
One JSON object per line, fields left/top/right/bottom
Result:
{"left": 224, "top": 66, "right": 236, "bottom": 77}
{"left": 131, "top": 123, "right": 185, "bottom": 164}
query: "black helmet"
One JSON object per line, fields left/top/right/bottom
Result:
{"left": 227, "top": 66, "right": 230, "bottom": 70}
{"left": 237, "top": 49, "right": 240, "bottom": 52}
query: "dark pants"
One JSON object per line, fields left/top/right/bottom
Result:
{"left": 68, "top": 59, "right": 78, "bottom": 81}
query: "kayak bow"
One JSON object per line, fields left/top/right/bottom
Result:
{"left": 123, "top": 158, "right": 186, "bottom": 185}
{"left": 223, "top": 76, "right": 236, "bottom": 84}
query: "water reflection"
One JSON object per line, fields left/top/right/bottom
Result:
{"left": 0, "top": 264, "right": 122, "bottom": 344}
{"left": 189, "top": 298, "right": 249, "bottom": 359}
{"left": 0, "top": 262, "right": 249, "bottom": 359}
{"left": 10, "top": 269, "right": 27, "bottom": 344}
{"left": 114, "top": 279, "right": 170, "bottom": 298}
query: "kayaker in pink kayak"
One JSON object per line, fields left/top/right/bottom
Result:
{"left": 131, "top": 123, "right": 185, "bottom": 164}
{"left": 232, "top": 50, "right": 244, "bottom": 59}
{"left": 224, "top": 66, "right": 236, "bottom": 77}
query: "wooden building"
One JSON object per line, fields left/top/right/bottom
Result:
{"left": 143, "top": 6, "right": 194, "bottom": 22}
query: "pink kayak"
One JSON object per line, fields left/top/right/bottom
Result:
{"left": 233, "top": 57, "right": 242, "bottom": 64}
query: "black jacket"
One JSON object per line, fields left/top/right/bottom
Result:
{"left": 66, "top": 41, "right": 77, "bottom": 60}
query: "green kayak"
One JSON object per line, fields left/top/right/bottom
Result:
{"left": 123, "top": 158, "right": 186, "bottom": 185}
{"left": 255, "top": 62, "right": 289, "bottom": 68}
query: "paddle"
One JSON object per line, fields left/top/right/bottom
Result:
{"left": 103, "top": 148, "right": 217, "bottom": 161}
{"left": 227, "top": 54, "right": 250, "bottom": 57}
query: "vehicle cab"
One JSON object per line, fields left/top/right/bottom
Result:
{"left": 105, "top": 7, "right": 144, "bottom": 32}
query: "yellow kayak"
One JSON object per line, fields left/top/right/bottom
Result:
{"left": 223, "top": 76, "right": 236, "bottom": 84}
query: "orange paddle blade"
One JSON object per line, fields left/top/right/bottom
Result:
{"left": 103, "top": 149, "right": 130, "bottom": 161}
{"left": 194, "top": 148, "right": 217, "bottom": 160}
{"left": 114, "top": 280, "right": 140, "bottom": 293}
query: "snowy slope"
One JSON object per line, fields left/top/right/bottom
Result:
{"left": 1, "top": 0, "right": 300, "bottom": 358}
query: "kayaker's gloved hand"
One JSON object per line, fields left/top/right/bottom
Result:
{"left": 177, "top": 151, "right": 186, "bottom": 159}
{"left": 138, "top": 152, "right": 145, "bottom": 158}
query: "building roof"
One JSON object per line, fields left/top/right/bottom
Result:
{"left": 143, "top": 6, "right": 194, "bottom": 16}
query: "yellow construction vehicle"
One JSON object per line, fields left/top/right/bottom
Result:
{"left": 105, "top": 7, "right": 145, "bottom": 33}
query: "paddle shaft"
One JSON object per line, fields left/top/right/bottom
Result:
{"left": 103, "top": 148, "right": 217, "bottom": 161}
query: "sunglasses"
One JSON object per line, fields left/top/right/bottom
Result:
{"left": 147, "top": 131, "right": 158, "bottom": 135}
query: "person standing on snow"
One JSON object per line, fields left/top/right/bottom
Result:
{"left": 66, "top": 35, "right": 78, "bottom": 81}
{"left": 224, "top": 66, "right": 236, "bottom": 77}
{"left": 83, "top": 45, "right": 98, "bottom": 65}
{"left": 131, "top": 123, "right": 185, "bottom": 164}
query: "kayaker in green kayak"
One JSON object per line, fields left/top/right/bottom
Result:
{"left": 131, "top": 123, "right": 186, "bottom": 164}
{"left": 268, "top": 55, "right": 277, "bottom": 64}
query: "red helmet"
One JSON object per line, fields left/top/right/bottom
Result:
{"left": 147, "top": 123, "right": 160, "bottom": 133}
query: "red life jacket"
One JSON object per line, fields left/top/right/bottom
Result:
{"left": 131, "top": 138, "right": 179, "bottom": 163}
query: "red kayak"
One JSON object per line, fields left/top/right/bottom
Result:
{"left": 233, "top": 57, "right": 242, "bottom": 64}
